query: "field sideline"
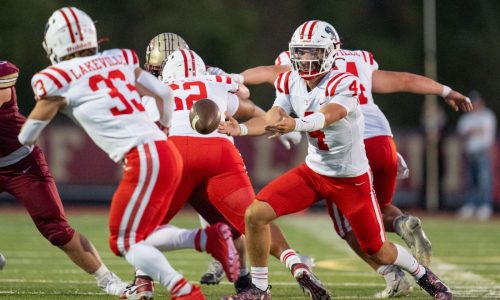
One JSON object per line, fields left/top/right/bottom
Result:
{"left": 0, "top": 207, "right": 499, "bottom": 299}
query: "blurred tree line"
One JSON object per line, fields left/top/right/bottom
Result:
{"left": 1, "top": 0, "right": 499, "bottom": 131}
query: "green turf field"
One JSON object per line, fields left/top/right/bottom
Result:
{"left": 0, "top": 208, "right": 499, "bottom": 299}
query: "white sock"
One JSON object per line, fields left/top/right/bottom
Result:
{"left": 279, "top": 249, "right": 302, "bottom": 270}
{"left": 135, "top": 269, "right": 150, "bottom": 277}
{"left": 251, "top": 267, "right": 268, "bottom": 291}
{"left": 145, "top": 224, "right": 199, "bottom": 251}
{"left": 125, "top": 242, "right": 185, "bottom": 290}
{"left": 393, "top": 244, "right": 426, "bottom": 279}
{"left": 92, "top": 264, "right": 111, "bottom": 284}
{"left": 168, "top": 276, "right": 193, "bottom": 297}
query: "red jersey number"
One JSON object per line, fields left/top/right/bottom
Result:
{"left": 345, "top": 62, "right": 368, "bottom": 105}
{"left": 305, "top": 112, "right": 329, "bottom": 150}
{"left": 169, "top": 81, "right": 208, "bottom": 111}
{"left": 89, "top": 69, "right": 145, "bottom": 116}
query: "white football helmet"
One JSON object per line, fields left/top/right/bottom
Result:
{"left": 43, "top": 7, "right": 98, "bottom": 65}
{"left": 289, "top": 20, "right": 341, "bottom": 79}
{"left": 145, "top": 33, "right": 189, "bottom": 78}
{"left": 161, "top": 49, "right": 207, "bottom": 81}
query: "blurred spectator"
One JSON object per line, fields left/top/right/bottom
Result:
{"left": 457, "top": 90, "right": 497, "bottom": 220}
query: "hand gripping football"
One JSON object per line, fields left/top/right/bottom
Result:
{"left": 189, "top": 98, "right": 221, "bottom": 134}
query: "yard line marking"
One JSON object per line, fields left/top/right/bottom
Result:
{"left": 281, "top": 215, "right": 500, "bottom": 299}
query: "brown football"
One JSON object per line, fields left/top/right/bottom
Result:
{"left": 189, "top": 98, "right": 221, "bottom": 134}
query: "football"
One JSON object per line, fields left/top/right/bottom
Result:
{"left": 189, "top": 98, "right": 221, "bottom": 134}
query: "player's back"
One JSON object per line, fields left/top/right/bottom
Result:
{"left": 165, "top": 75, "right": 239, "bottom": 140}
{"left": 31, "top": 49, "right": 165, "bottom": 162}
{"left": 335, "top": 49, "right": 392, "bottom": 138}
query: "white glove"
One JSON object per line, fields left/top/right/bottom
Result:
{"left": 396, "top": 152, "right": 410, "bottom": 179}
{"left": 278, "top": 131, "right": 302, "bottom": 150}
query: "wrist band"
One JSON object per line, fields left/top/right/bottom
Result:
{"left": 294, "top": 112, "right": 326, "bottom": 132}
{"left": 239, "top": 123, "right": 248, "bottom": 136}
{"left": 441, "top": 85, "right": 451, "bottom": 98}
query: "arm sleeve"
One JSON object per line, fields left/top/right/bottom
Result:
{"left": 137, "top": 70, "right": 173, "bottom": 127}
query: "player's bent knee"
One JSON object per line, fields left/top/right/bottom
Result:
{"left": 245, "top": 200, "right": 276, "bottom": 227}
{"left": 109, "top": 237, "right": 123, "bottom": 257}
{"left": 37, "top": 219, "right": 75, "bottom": 247}
{"left": 360, "top": 240, "right": 384, "bottom": 256}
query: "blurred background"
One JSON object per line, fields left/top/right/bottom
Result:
{"left": 1, "top": 0, "right": 499, "bottom": 215}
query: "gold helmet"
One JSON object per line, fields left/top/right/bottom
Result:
{"left": 145, "top": 33, "right": 189, "bottom": 78}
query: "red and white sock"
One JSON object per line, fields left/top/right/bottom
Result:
{"left": 280, "top": 249, "right": 302, "bottom": 270}
{"left": 251, "top": 267, "right": 268, "bottom": 291}
{"left": 393, "top": 244, "right": 426, "bottom": 279}
{"left": 168, "top": 276, "right": 193, "bottom": 297}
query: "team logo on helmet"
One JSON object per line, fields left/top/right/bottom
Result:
{"left": 325, "top": 26, "right": 338, "bottom": 42}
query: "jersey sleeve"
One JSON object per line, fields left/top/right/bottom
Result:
{"left": 120, "top": 48, "right": 140, "bottom": 69}
{"left": 31, "top": 68, "right": 68, "bottom": 100}
{"left": 211, "top": 75, "right": 239, "bottom": 93}
{"left": 226, "top": 93, "right": 240, "bottom": 116}
{"left": 206, "top": 65, "right": 227, "bottom": 76}
{"left": 275, "top": 50, "right": 292, "bottom": 66}
{"left": 272, "top": 71, "right": 293, "bottom": 114}
{"left": 358, "top": 50, "right": 379, "bottom": 72}
{"left": 325, "top": 73, "right": 360, "bottom": 113}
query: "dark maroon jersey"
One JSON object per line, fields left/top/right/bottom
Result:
{"left": 0, "top": 86, "right": 26, "bottom": 157}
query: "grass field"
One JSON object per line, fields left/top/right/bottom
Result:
{"left": 0, "top": 208, "right": 499, "bottom": 299}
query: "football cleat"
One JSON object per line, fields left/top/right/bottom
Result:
{"left": 119, "top": 276, "right": 154, "bottom": 300}
{"left": 200, "top": 259, "right": 225, "bottom": 285}
{"left": 171, "top": 285, "right": 206, "bottom": 300}
{"left": 374, "top": 265, "right": 413, "bottom": 298}
{"left": 298, "top": 253, "right": 316, "bottom": 270}
{"left": 416, "top": 267, "right": 452, "bottom": 300}
{"left": 205, "top": 223, "right": 240, "bottom": 283}
{"left": 221, "top": 285, "right": 271, "bottom": 300}
{"left": 234, "top": 272, "right": 252, "bottom": 293}
{"left": 292, "top": 263, "right": 331, "bottom": 300}
{"left": 98, "top": 272, "right": 129, "bottom": 297}
{"left": 395, "top": 215, "right": 432, "bottom": 266}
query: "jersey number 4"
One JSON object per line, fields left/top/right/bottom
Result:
{"left": 345, "top": 62, "right": 368, "bottom": 104}
{"left": 169, "top": 81, "right": 208, "bottom": 111}
{"left": 89, "top": 69, "right": 145, "bottom": 116}
{"left": 305, "top": 112, "right": 329, "bottom": 150}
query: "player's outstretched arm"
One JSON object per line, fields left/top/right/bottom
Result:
{"left": 372, "top": 70, "right": 473, "bottom": 112}
{"left": 266, "top": 103, "right": 348, "bottom": 136}
{"left": 134, "top": 68, "right": 173, "bottom": 127}
{"left": 218, "top": 106, "right": 282, "bottom": 136}
{"left": 18, "top": 97, "right": 65, "bottom": 145}
{"left": 240, "top": 65, "right": 291, "bottom": 86}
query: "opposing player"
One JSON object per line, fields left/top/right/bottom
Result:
{"left": 238, "top": 27, "right": 471, "bottom": 298}
{"left": 220, "top": 20, "right": 452, "bottom": 300}
{"left": 0, "top": 60, "right": 127, "bottom": 295}
{"left": 18, "top": 7, "right": 239, "bottom": 300}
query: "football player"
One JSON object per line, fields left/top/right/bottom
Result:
{"left": 233, "top": 24, "right": 471, "bottom": 298}
{"left": 140, "top": 33, "right": 314, "bottom": 292}
{"left": 19, "top": 7, "right": 240, "bottom": 300}
{"left": 219, "top": 20, "right": 452, "bottom": 300}
{"left": 0, "top": 60, "right": 127, "bottom": 295}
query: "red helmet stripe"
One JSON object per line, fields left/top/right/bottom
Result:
{"left": 49, "top": 66, "right": 71, "bottom": 83}
{"left": 307, "top": 21, "right": 318, "bottom": 40}
{"left": 59, "top": 8, "right": 75, "bottom": 43}
{"left": 180, "top": 50, "right": 189, "bottom": 77}
{"left": 300, "top": 21, "right": 309, "bottom": 39}
{"left": 68, "top": 7, "right": 83, "bottom": 41}
{"left": 189, "top": 50, "right": 196, "bottom": 77}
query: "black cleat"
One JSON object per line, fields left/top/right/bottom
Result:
{"left": 416, "top": 267, "right": 452, "bottom": 300}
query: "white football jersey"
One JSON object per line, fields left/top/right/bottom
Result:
{"left": 335, "top": 50, "right": 392, "bottom": 138}
{"left": 164, "top": 75, "right": 239, "bottom": 140}
{"left": 273, "top": 70, "right": 369, "bottom": 177}
{"left": 274, "top": 50, "right": 392, "bottom": 139}
{"left": 31, "top": 48, "right": 166, "bottom": 162}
